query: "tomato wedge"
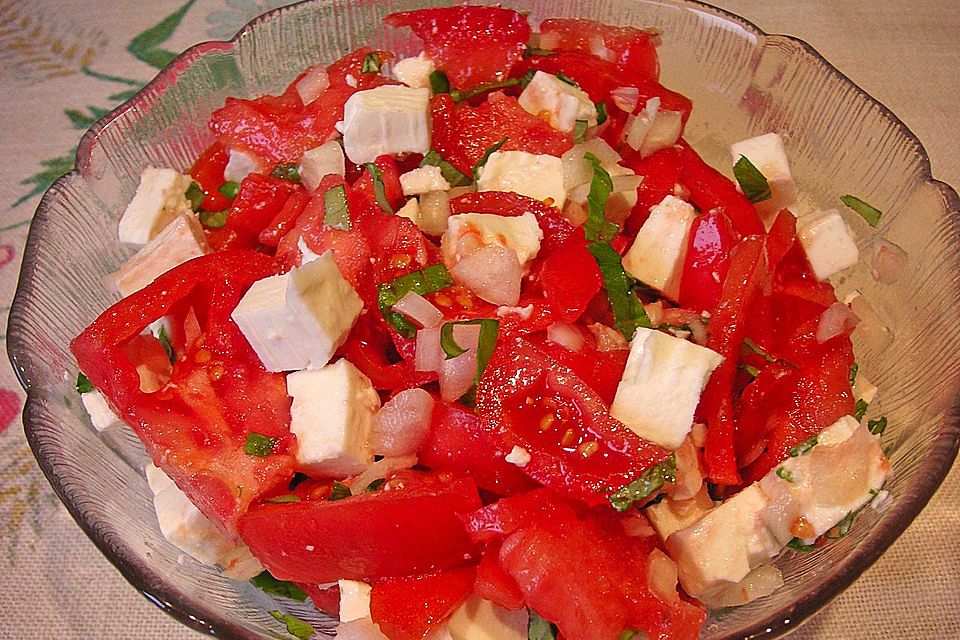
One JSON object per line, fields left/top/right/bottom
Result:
{"left": 538, "top": 18, "right": 660, "bottom": 82}
{"left": 370, "top": 566, "right": 477, "bottom": 640}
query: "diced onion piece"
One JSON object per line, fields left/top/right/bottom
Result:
{"left": 371, "top": 388, "right": 435, "bottom": 457}
{"left": 546, "top": 323, "right": 586, "bottom": 352}
{"left": 394, "top": 290, "right": 443, "bottom": 328}
{"left": 539, "top": 31, "right": 561, "bottom": 50}
{"left": 611, "top": 86, "right": 640, "bottom": 113}
{"left": 587, "top": 322, "right": 629, "bottom": 352}
{"left": 450, "top": 245, "right": 523, "bottom": 306}
{"left": 611, "top": 173, "right": 643, "bottom": 194}
{"left": 690, "top": 422, "right": 707, "bottom": 448}
{"left": 816, "top": 301, "right": 860, "bottom": 344}
{"left": 642, "top": 110, "right": 683, "bottom": 157}
{"left": 670, "top": 438, "right": 705, "bottom": 501}
{"left": 561, "top": 138, "right": 623, "bottom": 190}
{"left": 440, "top": 348, "right": 478, "bottom": 401}
{"left": 219, "top": 545, "right": 264, "bottom": 580}
{"left": 871, "top": 240, "right": 908, "bottom": 283}
{"left": 415, "top": 327, "right": 442, "bottom": 372}
{"left": 701, "top": 565, "right": 784, "bottom": 609}
{"left": 588, "top": 34, "right": 616, "bottom": 62}
{"left": 620, "top": 511, "right": 656, "bottom": 538}
{"left": 417, "top": 191, "right": 451, "bottom": 237}
{"left": 643, "top": 301, "right": 664, "bottom": 327}
{"left": 624, "top": 97, "right": 660, "bottom": 150}
{"left": 350, "top": 455, "right": 418, "bottom": 494}
{"left": 849, "top": 294, "right": 894, "bottom": 350}
{"left": 647, "top": 549, "right": 681, "bottom": 604}
{"left": 562, "top": 200, "right": 588, "bottom": 227}
{"left": 296, "top": 66, "right": 330, "bottom": 106}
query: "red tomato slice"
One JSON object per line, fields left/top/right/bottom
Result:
{"left": 370, "top": 566, "right": 476, "bottom": 640}
{"left": 619, "top": 146, "right": 683, "bottom": 233}
{"left": 449, "top": 191, "right": 575, "bottom": 256}
{"left": 538, "top": 229, "right": 603, "bottom": 322}
{"left": 238, "top": 470, "right": 482, "bottom": 583}
{"left": 385, "top": 6, "right": 530, "bottom": 90}
{"left": 188, "top": 142, "right": 232, "bottom": 212}
{"left": 258, "top": 188, "right": 310, "bottom": 248}
{"left": 524, "top": 334, "right": 629, "bottom": 407}
{"left": 538, "top": 18, "right": 661, "bottom": 82}
{"left": 298, "top": 583, "right": 340, "bottom": 617}
{"left": 71, "top": 252, "right": 296, "bottom": 533}
{"left": 475, "top": 545, "right": 525, "bottom": 611}
{"left": 351, "top": 155, "right": 406, "bottom": 214}
{"left": 476, "top": 335, "right": 668, "bottom": 506}
{"left": 214, "top": 174, "right": 301, "bottom": 251}
{"left": 677, "top": 141, "right": 764, "bottom": 238}
{"left": 677, "top": 210, "right": 736, "bottom": 313}
{"left": 338, "top": 313, "right": 436, "bottom": 392}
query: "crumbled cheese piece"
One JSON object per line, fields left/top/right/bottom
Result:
{"left": 442, "top": 212, "right": 543, "bottom": 268}
{"left": 342, "top": 85, "right": 431, "bottom": 164}
{"left": 797, "top": 209, "right": 859, "bottom": 280}
{"left": 223, "top": 150, "right": 263, "bottom": 184}
{"left": 477, "top": 150, "right": 566, "bottom": 210}
{"left": 80, "top": 390, "right": 123, "bottom": 432}
{"left": 400, "top": 166, "right": 451, "bottom": 196}
{"left": 299, "top": 141, "right": 346, "bottom": 191}
{"left": 117, "top": 167, "right": 193, "bottom": 245}
{"left": 504, "top": 446, "right": 531, "bottom": 467}
{"left": 622, "top": 195, "right": 697, "bottom": 300}
{"left": 730, "top": 132, "right": 798, "bottom": 224}
{"left": 110, "top": 212, "right": 208, "bottom": 296}
{"left": 392, "top": 52, "right": 435, "bottom": 89}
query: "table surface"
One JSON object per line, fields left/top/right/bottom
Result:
{"left": 1, "top": 1, "right": 958, "bottom": 638}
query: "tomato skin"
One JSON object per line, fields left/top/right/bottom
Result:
{"left": 677, "top": 141, "right": 764, "bottom": 238}
{"left": 71, "top": 252, "right": 296, "bottom": 533}
{"left": 538, "top": 229, "right": 602, "bottom": 322}
{"left": 189, "top": 142, "right": 233, "bottom": 212}
{"left": 677, "top": 210, "right": 736, "bottom": 313}
{"left": 338, "top": 313, "right": 436, "bottom": 392}
{"left": 475, "top": 545, "right": 525, "bottom": 611}
{"left": 619, "top": 146, "right": 683, "bottom": 234}
{"left": 215, "top": 174, "right": 301, "bottom": 250}
{"left": 258, "top": 188, "right": 310, "bottom": 247}
{"left": 538, "top": 18, "right": 660, "bottom": 82}
{"left": 298, "top": 583, "right": 340, "bottom": 617}
{"left": 386, "top": 6, "right": 530, "bottom": 90}
{"left": 370, "top": 566, "right": 477, "bottom": 640}
{"left": 351, "top": 155, "right": 406, "bottom": 214}
{"left": 238, "top": 470, "right": 482, "bottom": 584}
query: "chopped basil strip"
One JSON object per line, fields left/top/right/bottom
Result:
{"left": 776, "top": 467, "right": 795, "bottom": 483}
{"left": 733, "top": 155, "right": 771, "bottom": 204}
{"left": 868, "top": 416, "right": 887, "bottom": 436}
{"left": 440, "top": 322, "right": 467, "bottom": 359}
{"left": 199, "top": 209, "right": 229, "bottom": 229}
{"left": 555, "top": 72, "right": 579, "bottom": 88}
{"left": 595, "top": 100, "right": 608, "bottom": 125}
{"left": 841, "top": 194, "right": 883, "bottom": 227}
{"left": 265, "top": 494, "right": 301, "bottom": 504}
{"left": 251, "top": 571, "right": 308, "bottom": 601}
{"left": 76, "top": 372, "right": 93, "bottom": 394}
{"left": 588, "top": 242, "right": 651, "bottom": 341}
{"left": 361, "top": 52, "right": 382, "bottom": 74}
{"left": 743, "top": 337, "right": 775, "bottom": 363}
{"left": 323, "top": 184, "right": 351, "bottom": 230}
{"left": 271, "top": 162, "right": 301, "bottom": 182}
{"left": 786, "top": 537, "right": 816, "bottom": 552}
{"left": 825, "top": 510, "right": 857, "bottom": 540}
{"left": 528, "top": 610, "right": 559, "bottom": 640}
{"left": 268, "top": 610, "right": 316, "bottom": 640}
{"left": 329, "top": 481, "right": 352, "bottom": 501}
{"left": 420, "top": 150, "right": 472, "bottom": 187}
{"left": 618, "top": 630, "right": 639, "bottom": 640}
{"left": 184, "top": 181, "right": 205, "bottom": 211}
{"left": 365, "top": 478, "right": 386, "bottom": 493}
{"left": 429, "top": 70, "right": 451, "bottom": 95}
{"left": 608, "top": 454, "right": 677, "bottom": 512}
{"left": 472, "top": 137, "right": 508, "bottom": 181}
{"left": 218, "top": 181, "right": 240, "bottom": 199}
{"left": 853, "top": 398, "right": 869, "bottom": 421}
{"left": 518, "top": 69, "right": 536, "bottom": 89}
{"left": 377, "top": 263, "right": 455, "bottom": 338}
{"left": 454, "top": 318, "right": 500, "bottom": 406}
{"left": 363, "top": 163, "right": 394, "bottom": 214}
{"left": 582, "top": 152, "right": 618, "bottom": 243}
{"left": 789, "top": 435, "right": 818, "bottom": 457}
{"left": 452, "top": 78, "right": 520, "bottom": 103}
{"left": 289, "top": 472, "right": 308, "bottom": 490}
{"left": 244, "top": 432, "right": 277, "bottom": 457}
{"left": 155, "top": 324, "right": 176, "bottom": 365}
{"left": 573, "top": 119, "right": 588, "bottom": 144}
{"left": 740, "top": 364, "right": 761, "bottom": 378}
{"left": 849, "top": 362, "right": 859, "bottom": 387}
{"left": 523, "top": 47, "right": 556, "bottom": 58}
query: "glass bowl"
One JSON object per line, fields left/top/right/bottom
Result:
{"left": 7, "top": 0, "right": 959, "bottom": 638}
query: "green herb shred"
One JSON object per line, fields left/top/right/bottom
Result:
{"left": 776, "top": 467, "right": 795, "bottom": 483}
{"left": 440, "top": 322, "right": 467, "bottom": 359}
{"left": 522, "top": 47, "right": 556, "bottom": 58}
{"left": 608, "top": 455, "right": 677, "bottom": 512}
{"left": 271, "top": 162, "right": 301, "bottom": 182}
{"left": 587, "top": 242, "right": 651, "bottom": 341}
{"left": 429, "top": 70, "right": 451, "bottom": 95}
{"left": 268, "top": 610, "right": 315, "bottom": 640}
{"left": 251, "top": 571, "right": 308, "bottom": 601}
{"left": 518, "top": 69, "right": 537, "bottom": 89}
{"left": 76, "top": 372, "right": 94, "bottom": 394}
{"left": 789, "top": 435, "right": 818, "bottom": 457}
{"left": 853, "top": 398, "right": 869, "bottom": 421}
{"left": 420, "top": 150, "right": 472, "bottom": 187}
{"left": 199, "top": 209, "right": 229, "bottom": 229}
{"left": 365, "top": 478, "right": 386, "bottom": 493}
{"left": 361, "top": 52, "right": 382, "bottom": 74}
{"left": 582, "top": 153, "right": 618, "bottom": 243}
{"left": 573, "top": 119, "right": 589, "bottom": 145}
{"left": 329, "top": 481, "right": 352, "bottom": 501}
{"left": 786, "top": 537, "right": 817, "bottom": 552}
{"left": 868, "top": 416, "right": 888, "bottom": 436}
{"left": 595, "top": 100, "right": 608, "bottom": 125}
{"left": 849, "top": 362, "right": 859, "bottom": 387}
{"left": 732, "top": 155, "right": 772, "bottom": 203}
{"left": 555, "top": 72, "right": 579, "bottom": 88}
{"left": 377, "top": 263, "right": 455, "bottom": 338}
{"left": 840, "top": 194, "right": 883, "bottom": 227}
{"left": 451, "top": 78, "right": 520, "bottom": 103}
{"left": 528, "top": 610, "right": 559, "bottom": 640}
{"left": 740, "top": 364, "right": 761, "bottom": 378}
{"left": 218, "top": 181, "right": 241, "bottom": 199}
{"left": 364, "top": 163, "right": 394, "bottom": 214}
{"left": 264, "top": 494, "right": 301, "bottom": 504}
{"left": 244, "top": 432, "right": 277, "bottom": 457}
{"left": 184, "top": 181, "right": 206, "bottom": 211}
{"left": 155, "top": 324, "right": 176, "bottom": 365}
{"left": 323, "top": 184, "right": 351, "bottom": 230}
{"left": 472, "top": 137, "right": 508, "bottom": 180}
{"left": 825, "top": 510, "right": 857, "bottom": 540}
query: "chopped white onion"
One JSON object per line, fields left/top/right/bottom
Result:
{"left": 394, "top": 290, "right": 443, "bottom": 328}
{"left": 849, "top": 295, "right": 893, "bottom": 349}
{"left": 871, "top": 240, "right": 908, "bottom": 283}
{"left": 450, "top": 245, "right": 523, "bottom": 306}
{"left": 561, "top": 138, "right": 623, "bottom": 190}
{"left": 371, "top": 388, "right": 435, "bottom": 457}
{"left": 643, "top": 301, "right": 665, "bottom": 327}
{"left": 417, "top": 191, "right": 451, "bottom": 236}
{"left": 702, "top": 565, "right": 784, "bottom": 609}
{"left": 611, "top": 173, "right": 643, "bottom": 194}
{"left": 647, "top": 548, "right": 681, "bottom": 604}
{"left": 611, "top": 86, "right": 640, "bottom": 113}
{"left": 562, "top": 200, "right": 588, "bottom": 226}
{"left": 538, "top": 31, "right": 561, "bottom": 50}
{"left": 816, "top": 301, "right": 860, "bottom": 344}
{"left": 670, "top": 438, "right": 705, "bottom": 501}
{"left": 624, "top": 97, "right": 660, "bottom": 150}
{"left": 218, "top": 545, "right": 264, "bottom": 580}
{"left": 295, "top": 66, "right": 331, "bottom": 106}
{"left": 588, "top": 34, "right": 616, "bottom": 62}
{"left": 641, "top": 110, "right": 684, "bottom": 157}
{"left": 440, "top": 349, "right": 478, "bottom": 401}
{"left": 547, "top": 323, "right": 586, "bottom": 352}
{"left": 587, "top": 323, "right": 629, "bottom": 352}
{"left": 415, "top": 327, "right": 443, "bottom": 372}
{"left": 349, "top": 455, "right": 418, "bottom": 494}
{"left": 620, "top": 511, "right": 656, "bottom": 538}
{"left": 689, "top": 422, "right": 707, "bottom": 448}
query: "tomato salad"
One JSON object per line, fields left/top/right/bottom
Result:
{"left": 72, "top": 7, "right": 897, "bottom": 640}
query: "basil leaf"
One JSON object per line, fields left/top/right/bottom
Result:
{"left": 452, "top": 78, "right": 520, "bottom": 103}
{"left": 155, "top": 324, "right": 176, "bottom": 365}
{"left": 740, "top": 363, "right": 760, "bottom": 378}
{"left": 587, "top": 242, "right": 651, "bottom": 341}
{"left": 849, "top": 362, "right": 859, "bottom": 387}
{"left": 289, "top": 472, "right": 308, "bottom": 490}
{"left": 323, "top": 184, "right": 351, "bottom": 230}
{"left": 472, "top": 137, "right": 508, "bottom": 181}
{"left": 786, "top": 537, "right": 816, "bottom": 552}
{"left": 363, "top": 163, "right": 394, "bottom": 214}
{"left": 377, "top": 263, "right": 455, "bottom": 338}
{"left": 853, "top": 398, "right": 869, "bottom": 421}
{"left": 265, "top": 494, "right": 301, "bottom": 504}
{"left": 184, "top": 181, "right": 205, "bottom": 211}
{"left": 573, "top": 119, "right": 588, "bottom": 145}
{"left": 452, "top": 318, "right": 500, "bottom": 407}
{"left": 329, "top": 481, "right": 352, "bottom": 501}
{"left": 618, "top": 631, "right": 639, "bottom": 640}
{"left": 733, "top": 155, "right": 771, "bottom": 203}
{"left": 199, "top": 209, "right": 229, "bottom": 229}
{"left": 218, "top": 181, "right": 240, "bottom": 199}
{"left": 429, "top": 70, "right": 450, "bottom": 95}
{"left": 582, "top": 152, "right": 618, "bottom": 243}
{"left": 76, "top": 372, "right": 94, "bottom": 394}
{"left": 841, "top": 194, "right": 883, "bottom": 227}
{"left": 361, "top": 52, "right": 382, "bottom": 74}
{"left": 789, "top": 435, "right": 818, "bottom": 457}
{"left": 775, "top": 467, "right": 795, "bottom": 483}
{"left": 595, "top": 100, "right": 608, "bottom": 125}
{"left": 440, "top": 322, "right": 467, "bottom": 359}
{"left": 518, "top": 69, "right": 536, "bottom": 89}
{"left": 825, "top": 510, "right": 857, "bottom": 540}
{"left": 743, "top": 337, "right": 775, "bottom": 363}
{"left": 244, "top": 432, "right": 277, "bottom": 457}
{"left": 420, "top": 150, "right": 472, "bottom": 187}
{"left": 868, "top": 416, "right": 887, "bottom": 436}
{"left": 608, "top": 455, "right": 676, "bottom": 512}
{"left": 528, "top": 610, "right": 559, "bottom": 640}
{"left": 268, "top": 610, "right": 315, "bottom": 640}
{"left": 555, "top": 72, "right": 579, "bottom": 88}
{"left": 365, "top": 478, "right": 386, "bottom": 493}
{"left": 271, "top": 162, "right": 301, "bottom": 182}
{"left": 251, "top": 571, "right": 308, "bottom": 601}
{"left": 523, "top": 47, "right": 556, "bottom": 58}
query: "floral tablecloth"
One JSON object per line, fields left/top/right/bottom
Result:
{"left": 1, "top": 1, "right": 958, "bottom": 638}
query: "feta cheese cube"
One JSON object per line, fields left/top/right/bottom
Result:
{"left": 392, "top": 52, "right": 435, "bottom": 89}
{"left": 504, "top": 446, "right": 531, "bottom": 467}
{"left": 338, "top": 579, "right": 373, "bottom": 623}
{"left": 231, "top": 251, "right": 363, "bottom": 372}
{"left": 118, "top": 167, "right": 193, "bottom": 245}
{"left": 797, "top": 209, "right": 859, "bottom": 280}
{"left": 395, "top": 197, "right": 422, "bottom": 227}
{"left": 400, "top": 166, "right": 451, "bottom": 196}
{"left": 223, "top": 150, "right": 263, "bottom": 184}
{"left": 447, "top": 596, "right": 529, "bottom": 640}
{"left": 80, "top": 390, "right": 123, "bottom": 432}
{"left": 342, "top": 85, "right": 431, "bottom": 164}
{"left": 110, "top": 213, "right": 208, "bottom": 296}
{"left": 477, "top": 150, "right": 566, "bottom": 210}
{"left": 442, "top": 212, "right": 543, "bottom": 268}
{"left": 610, "top": 328, "right": 723, "bottom": 450}
{"left": 518, "top": 70, "right": 597, "bottom": 133}
{"left": 299, "top": 141, "right": 346, "bottom": 191}
{"left": 287, "top": 360, "right": 380, "bottom": 476}
{"left": 622, "top": 195, "right": 697, "bottom": 300}
{"left": 730, "top": 132, "right": 798, "bottom": 223}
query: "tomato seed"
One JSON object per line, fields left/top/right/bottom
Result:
{"left": 390, "top": 253, "right": 412, "bottom": 269}
{"left": 539, "top": 414, "right": 556, "bottom": 431}
{"left": 194, "top": 349, "right": 212, "bottom": 363}
{"left": 560, "top": 428, "right": 576, "bottom": 447}
{"left": 577, "top": 441, "right": 599, "bottom": 458}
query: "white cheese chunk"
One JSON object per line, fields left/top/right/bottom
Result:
{"left": 441, "top": 212, "right": 543, "bottom": 268}
{"left": 622, "top": 195, "right": 697, "bottom": 300}
{"left": 342, "top": 85, "right": 431, "bottom": 164}
{"left": 335, "top": 617, "right": 389, "bottom": 640}
{"left": 338, "top": 579, "right": 373, "bottom": 623}
{"left": 730, "top": 132, "right": 798, "bottom": 223}
{"left": 477, "top": 150, "right": 566, "bottom": 210}
{"left": 392, "top": 52, "right": 435, "bottom": 89}
{"left": 296, "top": 66, "right": 331, "bottom": 106}
{"left": 118, "top": 167, "right": 193, "bottom": 245}
{"left": 80, "top": 390, "right": 123, "bottom": 432}
{"left": 231, "top": 251, "right": 363, "bottom": 372}
{"left": 797, "top": 209, "right": 859, "bottom": 280}
{"left": 223, "top": 150, "right": 263, "bottom": 184}
{"left": 610, "top": 328, "right": 723, "bottom": 450}
{"left": 287, "top": 360, "right": 380, "bottom": 476}
{"left": 110, "top": 212, "right": 208, "bottom": 296}
{"left": 504, "top": 445, "right": 531, "bottom": 468}
{"left": 518, "top": 70, "right": 597, "bottom": 133}
{"left": 401, "top": 166, "right": 451, "bottom": 196}
{"left": 299, "top": 141, "right": 346, "bottom": 191}
{"left": 448, "top": 597, "right": 528, "bottom": 640}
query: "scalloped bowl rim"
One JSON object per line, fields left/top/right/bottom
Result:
{"left": 7, "top": 0, "right": 960, "bottom": 638}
